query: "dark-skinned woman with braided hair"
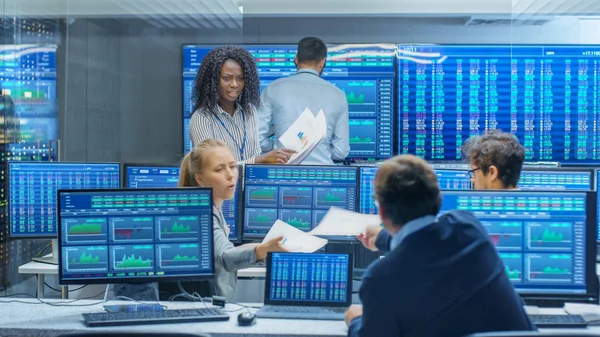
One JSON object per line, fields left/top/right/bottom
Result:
{"left": 189, "top": 45, "right": 295, "bottom": 164}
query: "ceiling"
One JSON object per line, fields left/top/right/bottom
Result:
{"left": 1, "top": 0, "right": 599, "bottom": 17}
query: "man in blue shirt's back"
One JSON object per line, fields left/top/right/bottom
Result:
{"left": 258, "top": 37, "right": 350, "bottom": 165}
{"left": 345, "top": 154, "right": 535, "bottom": 337}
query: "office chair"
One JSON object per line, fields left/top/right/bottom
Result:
{"left": 60, "top": 333, "right": 210, "bottom": 337}
{"left": 464, "top": 332, "right": 600, "bottom": 337}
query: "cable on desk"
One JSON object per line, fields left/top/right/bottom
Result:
{"left": 0, "top": 290, "right": 106, "bottom": 307}
{"left": 36, "top": 242, "right": 52, "bottom": 257}
{"left": 44, "top": 283, "right": 87, "bottom": 293}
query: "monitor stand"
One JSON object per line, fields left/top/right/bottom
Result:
{"left": 103, "top": 283, "right": 160, "bottom": 306}
{"left": 31, "top": 239, "right": 59, "bottom": 265}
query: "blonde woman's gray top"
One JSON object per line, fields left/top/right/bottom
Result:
{"left": 212, "top": 206, "right": 257, "bottom": 300}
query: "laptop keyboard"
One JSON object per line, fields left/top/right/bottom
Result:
{"left": 256, "top": 305, "right": 346, "bottom": 320}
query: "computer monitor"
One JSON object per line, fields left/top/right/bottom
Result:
{"left": 58, "top": 188, "right": 215, "bottom": 285}
{"left": 440, "top": 190, "right": 598, "bottom": 304}
{"left": 397, "top": 44, "right": 600, "bottom": 164}
{"left": 243, "top": 164, "right": 358, "bottom": 238}
{"left": 123, "top": 163, "right": 242, "bottom": 242}
{"left": 519, "top": 168, "right": 594, "bottom": 191}
{"left": 8, "top": 162, "right": 121, "bottom": 238}
{"left": 182, "top": 44, "right": 396, "bottom": 160}
{"left": 358, "top": 166, "right": 470, "bottom": 214}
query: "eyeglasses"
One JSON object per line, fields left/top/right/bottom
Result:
{"left": 467, "top": 167, "right": 481, "bottom": 178}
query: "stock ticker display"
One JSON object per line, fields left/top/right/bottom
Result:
{"left": 9, "top": 163, "right": 120, "bottom": 237}
{"left": 441, "top": 191, "right": 588, "bottom": 295}
{"left": 397, "top": 44, "right": 600, "bottom": 163}
{"left": 518, "top": 170, "right": 593, "bottom": 191}
{"left": 182, "top": 44, "right": 395, "bottom": 160}
{"left": 268, "top": 253, "right": 350, "bottom": 303}
{"left": 243, "top": 165, "right": 357, "bottom": 237}
{"left": 59, "top": 189, "right": 214, "bottom": 282}
{"left": 125, "top": 165, "right": 240, "bottom": 241}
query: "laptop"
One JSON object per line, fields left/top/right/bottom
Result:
{"left": 256, "top": 252, "right": 353, "bottom": 320}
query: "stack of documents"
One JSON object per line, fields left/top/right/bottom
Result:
{"left": 263, "top": 220, "right": 328, "bottom": 253}
{"left": 278, "top": 108, "right": 327, "bottom": 164}
{"left": 310, "top": 207, "right": 381, "bottom": 236}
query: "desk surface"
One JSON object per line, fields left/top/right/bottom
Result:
{"left": 0, "top": 299, "right": 347, "bottom": 336}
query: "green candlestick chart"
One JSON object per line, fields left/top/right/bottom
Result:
{"left": 68, "top": 221, "right": 103, "bottom": 235}
{"left": 162, "top": 222, "right": 191, "bottom": 233}
{"left": 505, "top": 266, "right": 520, "bottom": 280}
{"left": 172, "top": 255, "right": 198, "bottom": 261}
{"left": 533, "top": 229, "right": 565, "bottom": 242}
{"left": 72, "top": 252, "right": 100, "bottom": 264}
{"left": 287, "top": 217, "right": 310, "bottom": 229}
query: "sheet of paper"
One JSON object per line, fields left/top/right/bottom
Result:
{"left": 262, "top": 220, "right": 328, "bottom": 253}
{"left": 309, "top": 207, "right": 381, "bottom": 236}
{"left": 564, "top": 303, "right": 600, "bottom": 324}
{"left": 278, "top": 107, "right": 326, "bottom": 164}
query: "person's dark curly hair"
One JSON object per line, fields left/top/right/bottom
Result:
{"left": 461, "top": 129, "right": 525, "bottom": 187}
{"left": 192, "top": 45, "right": 260, "bottom": 115}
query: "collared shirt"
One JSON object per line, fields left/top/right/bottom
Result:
{"left": 189, "top": 104, "right": 261, "bottom": 163}
{"left": 390, "top": 215, "right": 438, "bottom": 250}
{"left": 258, "top": 68, "right": 350, "bottom": 165}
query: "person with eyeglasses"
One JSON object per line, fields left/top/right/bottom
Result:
{"left": 345, "top": 154, "right": 534, "bottom": 337}
{"left": 358, "top": 129, "right": 525, "bottom": 252}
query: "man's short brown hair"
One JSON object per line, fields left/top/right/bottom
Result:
{"left": 375, "top": 155, "right": 441, "bottom": 227}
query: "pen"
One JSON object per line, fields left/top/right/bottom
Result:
{"left": 281, "top": 238, "right": 287, "bottom": 244}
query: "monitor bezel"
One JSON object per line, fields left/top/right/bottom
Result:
{"left": 241, "top": 164, "right": 360, "bottom": 240}
{"left": 57, "top": 187, "right": 215, "bottom": 285}
{"left": 7, "top": 161, "right": 121, "bottom": 239}
{"left": 441, "top": 189, "right": 598, "bottom": 305}
{"left": 520, "top": 167, "right": 596, "bottom": 192}
{"left": 263, "top": 252, "right": 354, "bottom": 307}
{"left": 122, "top": 163, "right": 243, "bottom": 243}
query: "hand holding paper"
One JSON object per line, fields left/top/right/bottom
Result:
{"left": 310, "top": 207, "right": 381, "bottom": 237}
{"left": 278, "top": 108, "right": 327, "bottom": 164}
{"left": 262, "top": 220, "right": 328, "bottom": 253}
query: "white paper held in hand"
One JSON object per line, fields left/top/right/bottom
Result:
{"left": 262, "top": 220, "right": 328, "bottom": 253}
{"left": 309, "top": 207, "right": 381, "bottom": 236}
{"left": 278, "top": 107, "right": 327, "bottom": 164}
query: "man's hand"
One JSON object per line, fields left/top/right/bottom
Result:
{"left": 345, "top": 304, "right": 363, "bottom": 326}
{"left": 356, "top": 226, "right": 384, "bottom": 251}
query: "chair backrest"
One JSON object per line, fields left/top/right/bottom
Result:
{"left": 60, "top": 333, "right": 210, "bottom": 337}
{"left": 464, "top": 331, "right": 600, "bottom": 337}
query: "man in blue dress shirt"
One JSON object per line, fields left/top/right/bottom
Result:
{"left": 345, "top": 154, "right": 534, "bottom": 337}
{"left": 258, "top": 37, "right": 350, "bottom": 165}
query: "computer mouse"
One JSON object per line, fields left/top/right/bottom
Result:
{"left": 237, "top": 312, "right": 256, "bottom": 326}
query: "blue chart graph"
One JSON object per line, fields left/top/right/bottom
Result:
{"left": 157, "top": 215, "right": 200, "bottom": 242}
{"left": 246, "top": 186, "right": 278, "bottom": 207}
{"left": 280, "top": 187, "right": 313, "bottom": 208}
{"left": 314, "top": 188, "right": 348, "bottom": 209}
{"left": 313, "top": 210, "right": 328, "bottom": 226}
{"left": 64, "top": 246, "right": 108, "bottom": 273}
{"left": 63, "top": 218, "right": 108, "bottom": 245}
{"left": 246, "top": 208, "right": 277, "bottom": 233}
{"left": 499, "top": 253, "right": 523, "bottom": 283}
{"left": 349, "top": 119, "right": 377, "bottom": 154}
{"left": 333, "top": 80, "right": 378, "bottom": 116}
{"left": 279, "top": 209, "right": 312, "bottom": 231}
{"left": 527, "top": 222, "right": 573, "bottom": 251}
{"left": 109, "top": 217, "right": 154, "bottom": 244}
{"left": 157, "top": 243, "right": 201, "bottom": 271}
{"left": 526, "top": 254, "right": 573, "bottom": 283}
{"left": 481, "top": 221, "right": 523, "bottom": 250}
{"left": 110, "top": 245, "right": 155, "bottom": 273}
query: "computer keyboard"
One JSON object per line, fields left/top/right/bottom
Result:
{"left": 256, "top": 305, "right": 346, "bottom": 320}
{"left": 528, "top": 314, "right": 588, "bottom": 328}
{"left": 82, "top": 308, "right": 230, "bottom": 327}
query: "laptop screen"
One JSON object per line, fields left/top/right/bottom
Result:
{"left": 264, "top": 252, "right": 353, "bottom": 307}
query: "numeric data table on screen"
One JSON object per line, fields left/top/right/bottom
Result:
{"left": 268, "top": 253, "right": 350, "bottom": 303}
{"left": 59, "top": 189, "right": 214, "bottom": 282}
{"left": 244, "top": 165, "right": 357, "bottom": 237}
{"left": 518, "top": 170, "right": 592, "bottom": 191}
{"left": 441, "top": 191, "right": 588, "bottom": 295}
{"left": 9, "top": 162, "right": 120, "bottom": 237}
{"left": 397, "top": 44, "right": 600, "bottom": 163}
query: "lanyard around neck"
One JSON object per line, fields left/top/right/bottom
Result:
{"left": 214, "top": 110, "right": 247, "bottom": 161}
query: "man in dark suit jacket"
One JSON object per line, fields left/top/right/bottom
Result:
{"left": 345, "top": 154, "right": 535, "bottom": 337}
